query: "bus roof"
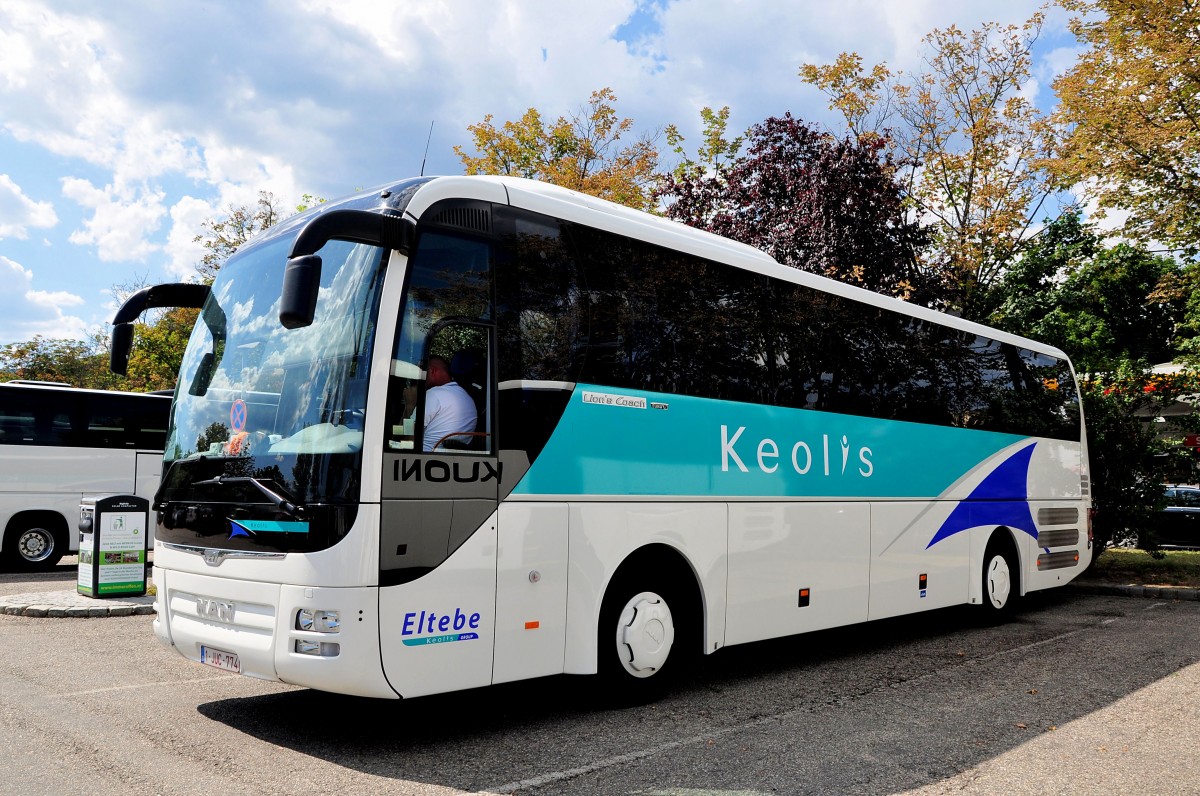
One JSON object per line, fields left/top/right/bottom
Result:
{"left": 270, "top": 174, "right": 1076, "bottom": 366}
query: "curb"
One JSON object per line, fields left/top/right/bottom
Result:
{"left": 0, "top": 591, "right": 155, "bottom": 618}
{"left": 1067, "top": 582, "right": 1200, "bottom": 601}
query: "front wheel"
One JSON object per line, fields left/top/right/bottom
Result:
{"left": 597, "top": 576, "right": 687, "bottom": 705}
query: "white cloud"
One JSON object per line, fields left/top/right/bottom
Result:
{"left": 0, "top": 0, "right": 1071, "bottom": 350}
{"left": 164, "top": 195, "right": 216, "bottom": 279}
{"left": 61, "top": 178, "right": 165, "bottom": 262}
{"left": 0, "top": 256, "right": 89, "bottom": 341}
{"left": 0, "top": 173, "right": 57, "bottom": 239}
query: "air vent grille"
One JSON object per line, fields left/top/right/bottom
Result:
{"left": 1037, "top": 550, "right": 1080, "bottom": 570}
{"left": 1038, "top": 507, "right": 1080, "bottom": 526}
{"left": 434, "top": 206, "right": 491, "bottom": 234}
{"left": 1037, "top": 528, "right": 1080, "bottom": 548}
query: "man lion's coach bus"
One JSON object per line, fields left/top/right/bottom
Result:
{"left": 0, "top": 381, "right": 168, "bottom": 570}
{"left": 111, "top": 176, "right": 1091, "bottom": 701}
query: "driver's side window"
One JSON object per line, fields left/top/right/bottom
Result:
{"left": 385, "top": 229, "right": 493, "bottom": 454}
{"left": 386, "top": 326, "right": 491, "bottom": 454}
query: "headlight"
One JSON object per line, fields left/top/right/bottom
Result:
{"left": 296, "top": 609, "right": 340, "bottom": 632}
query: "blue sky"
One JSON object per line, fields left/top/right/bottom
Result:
{"left": 0, "top": 0, "right": 1078, "bottom": 346}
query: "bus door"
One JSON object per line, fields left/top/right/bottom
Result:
{"left": 378, "top": 320, "right": 501, "bottom": 698}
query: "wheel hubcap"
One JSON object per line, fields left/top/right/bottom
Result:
{"left": 615, "top": 591, "right": 675, "bottom": 678}
{"left": 18, "top": 529, "right": 53, "bottom": 562}
{"left": 986, "top": 555, "right": 1011, "bottom": 608}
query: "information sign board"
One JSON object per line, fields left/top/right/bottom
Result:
{"left": 77, "top": 495, "right": 149, "bottom": 598}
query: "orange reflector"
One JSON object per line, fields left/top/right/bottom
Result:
{"left": 524, "top": 621, "right": 540, "bottom": 630}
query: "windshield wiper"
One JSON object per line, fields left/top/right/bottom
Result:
{"left": 192, "top": 475, "right": 308, "bottom": 519}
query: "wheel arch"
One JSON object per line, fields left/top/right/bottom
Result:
{"left": 3, "top": 509, "right": 71, "bottom": 567}
{"left": 604, "top": 542, "right": 705, "bottom": 648}
{"left": 970, "top": 525, "right": 1025, "bottom": 605}
{"left": 566, "top": 540, "right": 711, "bottom": 676}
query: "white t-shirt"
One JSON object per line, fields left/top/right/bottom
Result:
{"left": 423, "top": 381, "right": 477, "bottom": 451}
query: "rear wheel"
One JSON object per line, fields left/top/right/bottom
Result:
{"left": 597, "top": 572, "right": 689, "bottom": 705}
{"left": 980, "top": 537, "right": 1019, "bottom": 619}
{"left": 4, "top": 521, "right": 65, "bottom": 571}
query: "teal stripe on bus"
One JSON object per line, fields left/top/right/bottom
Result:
{"left": 511, "top": 385, "right": 1030, "bottom": 499}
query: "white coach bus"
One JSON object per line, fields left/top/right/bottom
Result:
{"left": 0, "top": 381, "right": 169, "bottom": 570}
{"left": 111, "top": 176, "right": 1092, "bottom": 701}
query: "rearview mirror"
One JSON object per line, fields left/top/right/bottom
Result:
{"left": 280, "top": 254, "right": 322, "bottom": 329}
{"left": 110, "top": 323, "right": 134, "bottom": 375}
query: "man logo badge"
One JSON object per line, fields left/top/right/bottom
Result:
{"left": 197, "top": 597, "right": 235, "bottom": 623}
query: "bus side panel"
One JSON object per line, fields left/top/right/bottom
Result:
{"left": 2, "top": 446, "right": 143, "bottom": 553}
{"left": 8, "top": 446, "right": 139, "bottom": 495}
{"left": 725, "top": 502, "right": 870, "bottom": 646}
{"left": 134, "top": 450, "right": 161, "bottom": 544}
{"left": 1024, "top": 499, "right": 1091, "bottom": 593}
{"left": 868, "top": 502, "right": 970, "bottom": 622}
{"left": 493, "top": 502, "right": 568, "bottom": 684}
{"left": 563, "top": 502, "right": 727, "bottom": 676}
{"left": 1023, "top": 440, "right": 1089, "bottom": 592}
{"left": 378, "top": 516, "right": 498, "bottom": 698}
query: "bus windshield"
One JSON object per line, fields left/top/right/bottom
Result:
{"left": 156, "top": 231, "right": 386, "bottom": 553}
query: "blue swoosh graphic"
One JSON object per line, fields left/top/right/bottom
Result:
{"left": 228, "top": 519, "right": 310, "bottom": 537}
{"left": 927, "top": 442, "right": 1038, "bottom": 548}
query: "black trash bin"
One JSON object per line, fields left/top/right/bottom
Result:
{"left": 78, "top": 495, "right": 149, "bottom": 598}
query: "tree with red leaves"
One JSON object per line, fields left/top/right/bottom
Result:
{"left": 656, "top": 113, "right": 930, "bottom": 303}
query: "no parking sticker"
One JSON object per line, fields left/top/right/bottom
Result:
{"left": 230, "top": 398, "right": 247, "bottom": 432}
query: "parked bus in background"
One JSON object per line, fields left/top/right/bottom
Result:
{"left": 0, "top": 381, "right": 169, "bottom": 570}
{"left": 113, "top": 176, "right": 1092, "bottom": 702}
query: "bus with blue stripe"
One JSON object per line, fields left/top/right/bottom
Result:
{"left": 115, "top": 175, "right": 1091, "bottom": 700}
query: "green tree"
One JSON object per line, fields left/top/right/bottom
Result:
{"left": 1150, "top": 261, "right": 1200, "bottom": 365}
{"left": 1047, "top": 0, "right": 1200, "bottom": 255}
{"left": 989, "top": 213, "right": 1185, "bottom": 373}
{"left": 985, "top": 214, "right": 1199, "bottom": 551}
{"left": 194, "top": 190, "right": 283, "bottom": 282}
{"left": 121, "top": 307, "right": 199, "bottom": 392}
{"left": 455, "top": 87, "right": 661, "bottom": 211}
{"left": 801, "top": 14, "right": 1053, "bottom": 317}
{"left": 663, "top": 105, "right": 745, "bottom": 181}
{"left": 1080, "top": 374, "right": 1181, "bottom": 552}
{"left": 0, "top": 336, "right": 106, "bottom": 386}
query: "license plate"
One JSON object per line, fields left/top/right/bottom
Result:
{"left": 200, "top": 646, "right": 241, "bottom": 674}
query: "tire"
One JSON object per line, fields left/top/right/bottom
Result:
{"left": 596, "top": 571, "right": 689, "bottom": 706}
{"left": 4, "top": 521, "right": 65, "bottom": 571}
{"left": 980, "top": 538, "right": 1019, "bottom": 620}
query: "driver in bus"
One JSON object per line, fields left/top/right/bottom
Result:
{"left": 418, "top": 355, "right": 477, "bottom": 451}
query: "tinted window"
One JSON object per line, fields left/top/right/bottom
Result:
{"left": 0, "top": 386, "right": 168, "bottom": 449}
{"left": 556, "top": 222, "right": 1080, "bottom": 440}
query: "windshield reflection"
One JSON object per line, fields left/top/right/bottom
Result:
{"left": 157, "top": 233, "right": 385, "bottom": 551}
